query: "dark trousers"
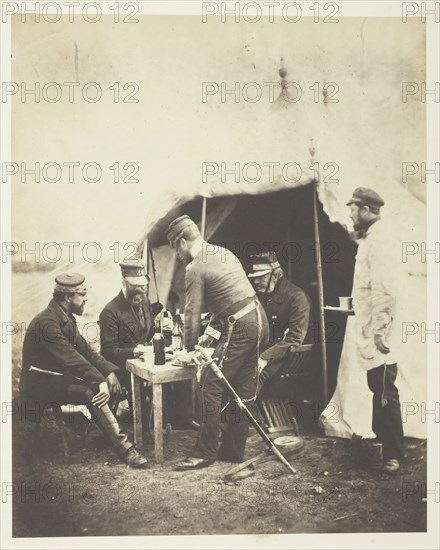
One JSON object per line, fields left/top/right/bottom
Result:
{"left": 366, "top": 363, "right": 405, "bottom": 461}
{"left": 192, "top": 306, "right": 268, "bottom": 462}
{"left": 20, "top": 371, "right": 132, "bottom": 458}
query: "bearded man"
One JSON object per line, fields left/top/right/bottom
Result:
{"left": 99, "top": 260, "right": 153, "bottom": 382}
{"left": 20, "top": 272, "right": 147, "bottom": 468}
{"left": 347, "top": 187, "right": 405, "bottom": 473}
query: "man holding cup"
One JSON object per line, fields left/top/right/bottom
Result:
{"left": 99, "top": 260, "right": 154, "bottom": 376}
{"left": 99, "top": 260, "right": 192, "bottom": 429}
{"left": 347, "top": 187, "right": 405, "bottom": 473}
{"left": 99, "top": 260, "right": 154, "bottom": 421}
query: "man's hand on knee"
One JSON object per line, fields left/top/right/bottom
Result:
{"left": 92, "top": 382, "right": 111, "bottom": 408}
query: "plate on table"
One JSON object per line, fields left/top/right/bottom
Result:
{"left": 171, "top": 346, "right": 216, "bottom": 366}
{"left": 171, "top": 359, "right": 197, "bottom": 367}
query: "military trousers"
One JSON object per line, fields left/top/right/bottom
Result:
{"left": 192, "top": 305, "right": 268, "bottom": 462}
{"left": 366, "top": 363, "right": 405, "bottom": 461}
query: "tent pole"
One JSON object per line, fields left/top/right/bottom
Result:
{"left": 287, "top": 221, "right": 292, "bottom": 281}
{"left": 200, "top": 196, "right": 207, "bottom": 238}
{"left": 144, "top": 238, "right": 149, "bottom": 276}
{"left": 312, "top": 181, "right": 328, "bottom": 404}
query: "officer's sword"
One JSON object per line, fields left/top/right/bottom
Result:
{"left": 194, "top": 346, "right": 297, "bottom": 475}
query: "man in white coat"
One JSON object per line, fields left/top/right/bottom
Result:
{"left": 348, "top": 187, "right": 405, "bottom": 473}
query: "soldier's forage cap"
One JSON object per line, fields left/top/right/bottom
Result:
{"left": 248, "top": 251, "right": 281, "bottom": 278}
{"left": 54, "top": 273, "right": 87, "bottom": 295}
{"left": 346, "top": 187, "right": 385, "bottom": 209}
{"left": 120, "top": 259, "right": 149, "bottom": 285}
{"left": 166, "top": 215, "right": 199, "bottom": 246}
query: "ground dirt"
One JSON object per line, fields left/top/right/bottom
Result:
{"left": 12, "top": 408, "right": 427, "bottom": 537}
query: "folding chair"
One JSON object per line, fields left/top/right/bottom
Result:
{"left": 258, "top": 343, "right": 321, "bottom": 438}
{"left": 222, "top": 346, "right": 319, "bottom": 480}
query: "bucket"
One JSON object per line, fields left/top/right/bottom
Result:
{"left": 273, "top": 435, "right": 303, "bottom": 456}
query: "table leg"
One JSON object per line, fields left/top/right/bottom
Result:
{"left": 152, "top": 383, "right": 163, "bottom": 464}
{"left": 191, "top": 378, "right": 197, "bottom": 420}
{"left": 131, "top": 373, "right": 143, "bottom": 447}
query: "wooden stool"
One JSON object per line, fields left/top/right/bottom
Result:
{"left": 30, "top": 402, "right": 70, "bottom": 457}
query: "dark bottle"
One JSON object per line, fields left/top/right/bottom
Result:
{"left": 171, "top": 308, "right": 183, "bottom": 351}
{"left": 153, "top": 317, "right": 166, "bottom": 365}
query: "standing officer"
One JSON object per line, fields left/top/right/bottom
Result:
{"left": 166, "top": 216, "right": 268, "bottom": 470}
{"left": 247, "top": 251, "right": 312, "bottom": 392}
{"left": 347, "top": 187, "right": 405, "bottom": 473}
{"left": 20, "top": 273, "right": 148, "bottom": 468}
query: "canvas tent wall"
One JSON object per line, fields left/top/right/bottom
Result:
{"left": 13, "top": 17, "right": 425, "bottom": 254}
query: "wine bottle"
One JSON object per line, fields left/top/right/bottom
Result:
{"left": 153, "top": 316, "right": 166, "bottom": 365}
{"left": 171, "top": 308, "right": 183, "bottom": 351}
{"left": 161, "top": 310, "right": 173, "bottom": 348}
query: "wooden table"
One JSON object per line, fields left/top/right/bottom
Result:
{"left": 126, "top": 357, "right": 197, "bottom": 464}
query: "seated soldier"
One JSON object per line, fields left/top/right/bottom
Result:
{"left": 99, "top": 261, "right": 193, "bottom": 430}
{"left": 248, "top": 251, "right": 312, "bottom": 393}
{"left": 19, "top": 272, "right": 147, "bottom": 468}
{"left": 99, "top": 260, "right": 154, "bottom": 393}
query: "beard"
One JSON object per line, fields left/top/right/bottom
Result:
{"left": 71, "top": 304, "right": 85, "bottom": 316}
{"left": 352, "top": 216, "right": 368, "bottom": 231}
{"left": 128, "top": 292, "right": 145, "bottom": 306}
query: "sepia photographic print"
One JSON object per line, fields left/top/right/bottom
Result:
{"left": 1, "top": 1, "right": 439, "bottom": 548}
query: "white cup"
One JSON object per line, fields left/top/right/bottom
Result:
{"left": 339, "top": 296, "right": 353, "bottom": 310}
{"left": 142, "top": 348, "right": 154, "bottom": 364}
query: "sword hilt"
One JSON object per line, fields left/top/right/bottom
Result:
{"left": 194, "top": 346, "right": 224, "bottom": 379}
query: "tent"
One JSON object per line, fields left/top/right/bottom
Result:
{"left": 140, "top": 175, "right": 426, "bottom": 440}
{"left": 12, "top": 16, "right": 426, "bottom": 438}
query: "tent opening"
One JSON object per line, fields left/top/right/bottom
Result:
{"left": 148, "top": 184, "right": 358, "bottom": 406}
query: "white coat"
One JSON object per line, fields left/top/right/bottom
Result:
{"left": 352, "top": 218, "right": 400, "bottom": 370}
